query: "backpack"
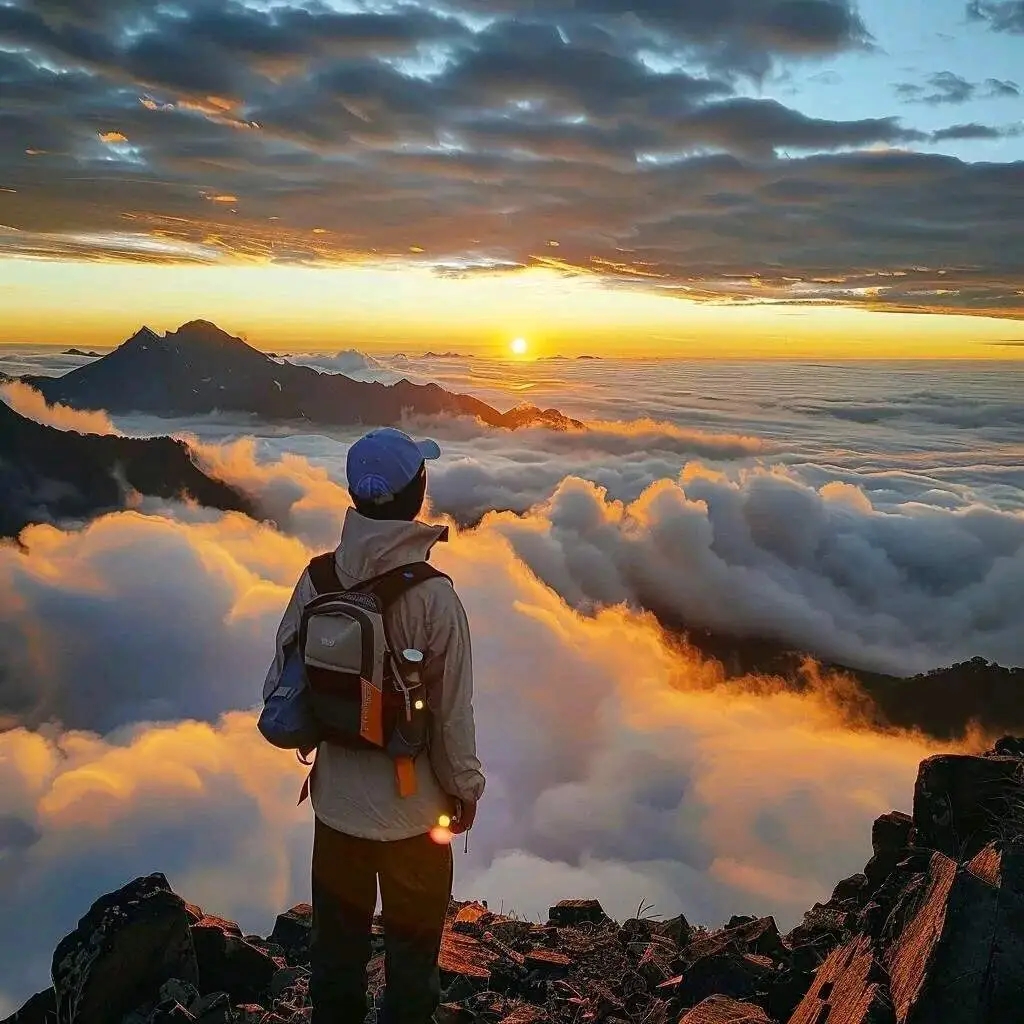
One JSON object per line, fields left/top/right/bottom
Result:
{"left": 258, "top": 553, "right": 450, "bottom": 786}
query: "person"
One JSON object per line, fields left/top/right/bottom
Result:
{"left": 263, "top": 427, "right": 486, "bottom": 1024}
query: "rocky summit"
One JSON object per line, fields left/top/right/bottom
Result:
{"left": 7, "top": 739, "right": 1024, "bottom": 1024}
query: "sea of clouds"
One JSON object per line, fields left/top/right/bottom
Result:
{"left": 0, "top": 350, "right": 1020, "bottom": 1013}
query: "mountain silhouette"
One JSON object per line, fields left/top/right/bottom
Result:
{"left": 28, "top": 321, "right": 581, "bottom": 429}
{"left": 0, "top": 397, "right": 252, "bottom": 539}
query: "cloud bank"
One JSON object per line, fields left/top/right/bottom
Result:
{"left": 0, "top": 485, "right": 949, "bottom": 1012}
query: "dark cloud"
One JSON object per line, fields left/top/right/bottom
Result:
{"left": 896, "top": 71, "right": 975, "bottom": 104}
{"left": 967, "top": 0, "right": 1024, "bottom": 32}
{"left": 0, "top": 0, "right": 1021, "bottom": 316}
{"left": 986, "top": 77, "right": 1021, "bottom": 96}
{"left": 931, "top": 122, "right": 1013, "bottom": 141}
{"left": 443, "top": 0, "right": 870, "bottom": 75}
{"left": 894, "top": 72, "right": 1020, "bottom": 104}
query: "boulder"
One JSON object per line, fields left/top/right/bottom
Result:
{"left": 653, "top": 913, "right": 691, "bottom": 948}
{"left": 913, "top": 754, "right": 1023, "bottom": 859}
{"left": 864, "top": 811, "right": 914, "bottom": 890}
{"left": 191, "top": 920, "right": 276, "bottom": 1005}
{"left": 524, "top": 949, "right": 573, "bottom": 976}
{"left": 674, "top": 952, "right": 767, "bottom": 1008}
{"left": 0, "top": 989, "right": 56, "bottom": 1024}
{"left": 158, "top": 980, "right": 200, "bottom": 1009}
{"left": 433, "top": 1006, "right": 475, "bottom": 1024}
{"left": 989, "top": 736, "right": 1024, "bottom": 758}
{"left": 786, "top": 935, "right": 893, "bottom": 1024}
{"left": 679, "top": 996, "right": 775, "bottom": 1023}
{"left": 51, "top": 873, "right": 198, "bottom": 1024}
{"left": 635, "top": 943, "right": 672, "bottom": 989}
{"left": 882, "top": 843, "right": 1024, "bottom": 1023}
{"left": 234, "top": 1006, "right": 267, "bottom": 1024}
{"left": 831, "top": 873, "right": 869, "bottom": 907}
{"left": 269, "top": 905, "right": 312, "bottom": 952}
{"left": 547, "top": 899, "right": 609, "bottom": 927}
{"left": 189, "top": 992, "right": 232, "bottom": 1024}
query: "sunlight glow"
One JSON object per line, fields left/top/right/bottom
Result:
{"left": 510, "top": 337, "right": 528, "bottom": 356}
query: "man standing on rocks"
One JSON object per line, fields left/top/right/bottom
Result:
{"left": 263, "top": 428, "right": 486, "bottom": 1024}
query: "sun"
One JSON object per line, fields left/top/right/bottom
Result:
{"left": 510, "top": 337, "right": 529, "bottom": 355}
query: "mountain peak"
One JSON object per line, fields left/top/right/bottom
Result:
{"left": 171, "top": 320, "right": 238, "bottom": 341}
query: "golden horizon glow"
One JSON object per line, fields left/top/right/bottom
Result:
{"left": 0, "top": 257, "right": 1021, "bottom": 360}
{"left": 510, "top": 337, "right": 529, "bottom": 356}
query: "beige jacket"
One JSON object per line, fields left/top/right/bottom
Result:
{"left": 263, "top": 509, "right": 485, "bottom": 841}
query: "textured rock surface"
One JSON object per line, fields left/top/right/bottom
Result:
{"left": 50, "top": 873, "right": 198, "bottom": 1024}
{"left": 12, "top": 741, "right": 1024, "bottom": 1024}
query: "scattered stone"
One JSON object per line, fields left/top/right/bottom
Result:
{"left": 636, "top": 943, "right": 672, "bottom": 989}
{"left": 547, "top": 899, "right": 609, "bottom": 927}
{"left": 523, "top": 948, "right": 573, "bottom": 976}
{"left": 147, "top": 1001, "right": 196, "bottom": 1023}
{"left": 433, "top": 1005, "right": 474, "bottom": 1024}
{"left": 158, "top": 980, "right": 200, "bottom": 1009}
{"left": 269, "top": 906, "right": 312, "bottom": 952}
{"left": 913, "top": 754, "right": 1023, "bottom": 859}
{"left": 270, "top": 966, "right": 309, "bottom": 1001}
{"left": 14, "top": 739, "right": 1024, "bottom": 1024}
{"left": 990, "top": 736, "right": 1024, "bottom": 758}
{"left": 653, "top": 913, "right": 692, "bottom": 948}
{"left": 831, "top": 873, "right": 869, "bottom": 906}
{"left": 678, "top": 995, "right": 775, "bottom": 1023}
{"left": 191, "top": 921, "right": 276, "bottom": 1005}
{"left": 451, "top": 902, "right": 489, "bottom": 936}
{"left": 675, "top": 952, "right": 765, "bottom": 1008}
{"left": 51, "top": 873, "right": 198, "bottom": 1024}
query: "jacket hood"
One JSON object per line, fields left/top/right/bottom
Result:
{"left": 334, "top": 507, "right": 448, "bottom": 584}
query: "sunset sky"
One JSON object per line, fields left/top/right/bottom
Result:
{"left": 1, "top": 0, "right": 1022, "bottom": 356}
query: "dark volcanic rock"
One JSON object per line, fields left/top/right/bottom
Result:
{"left": 881, "top": 842, "right": 1024, "bottom": 1023}
{"left": 679, "top": 995, "right": 775, "bottom": 1022}
{"left": 913, "top": 753, "right": 1024, "bottom": 859}
{"left": 51, "top": 873, "right": 198, "bottom": 1024}
{"left": 269, "top": 905, "right": 312, "bottom": 954}
{"left": 787, "top": 934, "right": 893, "bottom": 1024}
{"left": 191, "top": 920, "right": 276, "bottom": 1006}
{"left": 30, "top": 321, "right": 582, "bottom": 432}
{"left": 0, "top": 988, "right": 56, "bottom": 1024}
{"left": 14, "top": 740, "right": 1024, "bottom": 1024}
{"left": 548, "top": 899, "right": 609, "bottom": 927}
{"left": 864, "top": 811, "right": 914, "bottom": 891}
{"left": 0, "top": 396, "right": 252, "bottom": 538}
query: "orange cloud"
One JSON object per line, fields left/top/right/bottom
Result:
{"left": 99, "top": 131, "right": 128, "bottom": 144}
{"left": 0, "top": 382, "right": 120, "bottom": 436}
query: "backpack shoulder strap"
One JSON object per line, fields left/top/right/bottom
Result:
{"left": 357, "top": 562, "right": 451, "bottom": 609}
{"left": 307, "top": 552, "right": 342, "bottom": 595}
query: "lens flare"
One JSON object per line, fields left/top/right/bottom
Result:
{"left": 430, "top": 825, "right": 454, "bottom": 846}
{"left": 438, "top": 814, "right": 451, "bottom": 828}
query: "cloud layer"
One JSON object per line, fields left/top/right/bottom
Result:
{"left": 0, "top": 0, "right": 1021, "bottom": 315}
{"left": 0, "top": 486, "right": 948, "bottom": 1013}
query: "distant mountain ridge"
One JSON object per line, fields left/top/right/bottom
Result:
{"left": 28, "top": 321, "right": 581, "bottom": 430}
{"left": 0, "top": 397, "right": 252, "bottom": 539}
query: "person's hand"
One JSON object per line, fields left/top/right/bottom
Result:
{"left": 449, "top": 798, "right": 477, "bottom": 835}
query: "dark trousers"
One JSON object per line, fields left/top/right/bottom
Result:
{"left": 310, "top": 817, "right": 453, "bottom": 1024}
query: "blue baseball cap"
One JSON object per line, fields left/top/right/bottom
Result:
{"left": 346, "top": 427, "right": 441, "bottom": 505}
